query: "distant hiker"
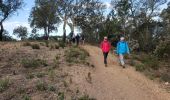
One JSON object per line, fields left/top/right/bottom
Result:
{"left": 72, "top": 34, "right": 76, "bottom": 44}
{"left": 76, "top": 34, "right": 80, "bottom": 46}
{"left": 116, "top": 37, "right": 130, "bottom": 68}
{"left": 100, "top": 36, "right": 111, "bottom": 67}
{"left": 81, "top": 34, "right": 85, "bottom": 45}
{"left": 69, "top": 31, "right": 74, "bottom": 45}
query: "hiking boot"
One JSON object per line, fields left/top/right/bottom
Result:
{"left": 122, "top": 65, "right": 125, "bottom": 68}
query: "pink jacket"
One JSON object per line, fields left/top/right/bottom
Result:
{"left": 100, "top": 40, "right": 111, "bottom": 53}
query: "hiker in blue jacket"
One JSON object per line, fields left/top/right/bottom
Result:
{"left": 116, "top": 37, "right": 130, "bottom": 68}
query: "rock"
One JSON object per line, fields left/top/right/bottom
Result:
{"left": 165, "top": 82, "right": 169, "bottom": 85}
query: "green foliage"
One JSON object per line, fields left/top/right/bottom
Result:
{"left": 58, "top": 92, "right": 65, "bottom": 100}
{"left": 48, "top": 85, "right": 56, "bottom": 92}
{"left": 59, "top": 42, "right": 65, "bottom": 49}
{"left": 36, "top": 72, "right": 46, "bottom": 78}
{"left": 65, "top": 47, "right": 89, "bottom": 64}
{"left": 26, "top": 73, "right": 35, "bottom": 79}
{"left": 21, "top": 58, "right": 47, "bottom": 68}
{"left": 0, "top": 0, "right": 23, "bottom": 41}
{"left": 29, "top": 0, "right": 61, "bottom": 38}
{"left": 23, "top": 94, "right": 31, "bottom": 100}
{"left": 48, "top": 70, "right": 55, "bottom": 81}
{"left": 135, "top": 64, "right": 146, "bottom": 72}
{"left": 36, "top": 81, "right": 47, "bottom": 91}
{"left": 0, "top": 78, "right": 10, "bottom": 92}
{"left": 161, "top": 73, "right": 170, "bottom": 82}
{"left": 13, "top": 26, "right": 28, "bottom": 40}
{"left": 154, "top": 36, "right": 170, "bottom": 59}
{"left": 55, "top": 44, "right": 60, "bottom": 49}
{"left": 132, "top": 53, "right": 160, "bottom": 70}
{"left": 31, "top": 44, "right": 40, "bottom": 49}
{"left": 23, "top": 42, "right": 32, "bottom": 46}
{"left": 78, "top": 95, "right": 96, "bottom": 100}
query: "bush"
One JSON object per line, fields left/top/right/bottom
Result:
{"left": 55, "top": 44, "right": 59, "bottom": 49}
{"left": 65, "top": 47, "right": 89, "bottom": 63}
{"left": 26, "top": 73, "right": 34, "bottom": 79}
{"left": 154, "top": 36, "right": 170, "bottom": 59}
{"left": 78, "top": 95, "right": 96, "bottom": 100}
{"left": 23, "top": 94, "right": 31, "bottom": 100}
{"left": 48, "top": 70, "right": 55, "bottom": 81}
{"left": 140, "top": 55, "right": 160, "bottom": 70}
{"left": 161, "top": 73, "right": 170, "bottom": 82}
{"left": 58, "top": 92, "right": 65, "bottom": 100}
{"left": 48, "top": 85, "right": 56, "bottom": 92}
{"left": 128, "top": 39, "right": 139, "bottom": 51}
{"left": 0, "top": 78, "right": 10, "bottom": 92}
{"left": 134, "top": 54, "right": 160, "bottom": 70}
{"left": 45, "top": 41, "right": 49, "bottom": 47}
{"left": 36, "top": 72, "right": 46, "bottom": 78}
{"left": 135, "top": 64, "right": 146, "bottom": 72}
{"left": 23, "top": 42, "right": 31, "bottom": 46}
{"left": 36, "top": 81, "right": 47, "bottom": 91}
{"left": 21, "top": 59, "right": 47, "bottom": 68}
{"left": 59, "top": 42, "right": 65, "bottom": 49}
{"left": 31, "top": 44, "right": 40, "bottom": 49}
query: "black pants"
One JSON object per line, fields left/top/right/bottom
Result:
{"left": 103, "top": 52, "right": 109, "bottom": 64}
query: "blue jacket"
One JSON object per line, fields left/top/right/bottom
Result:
{"left": 116, "top": 41, "right": 130, "bottom": 54}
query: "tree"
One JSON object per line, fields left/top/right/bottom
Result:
{"left": 13, "top": 26, "right": 28, "bottom": 40}
{"left": 0, "top": 0, "right": 23, "bottom": 41}
{"left": 2, "top": 30, "right": 14, "bottom": 41}
{"left": 74, "top": 0, "right": 106, "bottom": 42}
{"left": 56, "top": 0, "right": 74, "bottom": 42}
{"left": 112, "top": 0, "right": 131, "bottom": 36}
{"left": 29, "top": 0, "right": 61, "bottom": 40}
{"left": 111, "top": 0, "right": 167, "bottom": 51}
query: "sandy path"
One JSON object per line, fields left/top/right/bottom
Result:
{"left": 77, "top": 45, "right": 170, "bottom": 100}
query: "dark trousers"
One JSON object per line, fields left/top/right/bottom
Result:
{"left": 103, "top": 52, "right": 109, "bottom": 64}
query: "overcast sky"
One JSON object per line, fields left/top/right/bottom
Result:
{"left": 3, "top": 0, "right": 169, "bottom": 39}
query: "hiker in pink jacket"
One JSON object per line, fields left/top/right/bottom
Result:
{"left": 100, "top": 36, "right": 111, "bottom": 67}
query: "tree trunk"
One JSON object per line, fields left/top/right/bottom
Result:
{"left": 63, "top": 15, "right": 67, "bottom": 43}
{"left": 0, "top": 22, "right": 4, "bottom": 41}
{"left": 44, "top": 27, "right": 48, "bottom": 40}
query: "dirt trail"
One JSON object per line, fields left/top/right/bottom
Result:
{"left": 78, "top": 45, "right": 170, "bottom": 100}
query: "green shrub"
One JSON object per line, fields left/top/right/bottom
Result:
{"left": 50, "top": 44, "right": 55, "bottom": 50}
{"left": 36, "top": 72, "right": 46, "bottom": 78}
{"left": 48, "top": 70, "right": 55, "bottom": 81}
{"left": 58, "top": 92, "right": 65, "bottom": 100}
{"left": 39, "top": 42, "right": 45, "bottom": 46}
{"left": 36, "top": 81, "right": 47, "bottom": 91}
{"left": 59, "top": 42, "right": 65, "bottom": 49}
{"left": 0, "top": 78, "right": 10, "bottom": 92}
{"left": 78, "top": 95, "right": 96, "bottom": 100}
{"left": 21, "top": 59, "right": 47, "bottom": 68}
{"left": 141, "top": 55, "right": 159, "bottom": 70}
{"left": 65, "top": 47, "right": 89, "bottom": 64}
{"left": 53, "top": 59, "right": 60, "bottom": 68}
{"left": 48, "top": 85, "right": 56, "bottom": 92}
{"left": 129, "top": 59, "right": 136, "bottom": 66}
{"left": 26, "top": 73, "right": 34, "bottom": 79}
{"left": 23, "top": 42, "right": 31, "bottom": 46}
{"left": 154, "top": 36, "right": 170, "bottom": 59}
{"left": 161, "top": 73, "right": 170, "bottom": 82}
{"left": 135, "top": 54, "right": 160, "bottom": 70}
{"left": 135, "top": 64, "right": 146, "bottom": 72}
{"left": 45, "top": 41, "right": 49, "bottom": 47}
{"left": 23, "top": 94, "right": 31, "bottom": 100}
{"left": 55, "top": 44, "right": 59, "bottom": 49}
{"left": 31, "top": 44, "right": 40, "bottom": 49}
